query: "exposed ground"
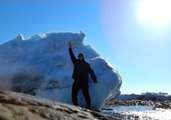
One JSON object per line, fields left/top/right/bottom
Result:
{"left": 0, "top": 90, "right": 119, "bottom": 120}
{"left": 106, "top": 100, "right": 171, "bottom": 109}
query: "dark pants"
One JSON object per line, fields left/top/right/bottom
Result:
{"left": 72, "top": 80, "right": 91, "bottom": 109}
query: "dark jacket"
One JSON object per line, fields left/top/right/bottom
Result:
{"left": 69, "top": 47, "right": 97, "bottom": 83}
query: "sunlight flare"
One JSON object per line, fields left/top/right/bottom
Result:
{"left": 137, "top": 0, "right": 171, "bottom": 25}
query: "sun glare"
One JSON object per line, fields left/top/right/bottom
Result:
{"left": 138, "top": 0, "right": 171, "bottom": 26}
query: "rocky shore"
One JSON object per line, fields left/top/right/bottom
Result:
{"left": 106, "top": 100, "right": 171, "bottom": 109}
{"left": 0, "top": 91, "right": 119, "bottom": 120}
{"left": 1, "top": 90, "right": 170, "bottom": 120}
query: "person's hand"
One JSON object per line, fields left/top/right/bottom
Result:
{"left": 68, "top": 41, "right": 72, "bottom": 48}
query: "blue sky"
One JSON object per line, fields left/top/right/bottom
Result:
{"left": 0, "top": 0, "right": 171, "bottom": 94}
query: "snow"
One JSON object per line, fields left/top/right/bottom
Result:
{"left": 0, "top": 32, "right": 122, "bottom": 109}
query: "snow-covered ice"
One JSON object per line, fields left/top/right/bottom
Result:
{"left": 0, "top": 32, "right": 122, "bottom": 109}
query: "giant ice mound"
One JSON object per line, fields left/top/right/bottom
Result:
{"left": 0, "top": 32, "right": 122, "bottom": 109}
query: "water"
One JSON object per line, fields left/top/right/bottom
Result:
{"left": 101, "top": 106, "right": 171, "bottom": 120}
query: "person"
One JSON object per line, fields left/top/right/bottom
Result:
{"left": 68, "top": 41, "right": 97, "bottom": 109}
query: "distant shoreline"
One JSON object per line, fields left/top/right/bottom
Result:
{"left": 106, "top": 100, "right": 171, "bottom": 109}
{"left": 106, "top": 92, "right": 171, "bottom": 109}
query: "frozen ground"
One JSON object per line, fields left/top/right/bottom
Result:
{"left": 101, "top": 106, "right": 171, "bottom": 120}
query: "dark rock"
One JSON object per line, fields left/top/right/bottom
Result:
{"left": 106, "top": 100, "right": 171, "bottom": 109}
{"left": 0, "top": 90, "right": 119, "bottom": 120}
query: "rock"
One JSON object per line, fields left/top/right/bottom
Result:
{"left": 105, "top": 100, "right": 171, "bottom": 109}
{"left": 0, "top": 90, "right": 119, "bottom": 120}
{"left": 118, "top": 93, "right": 171, "bottom": 101}
{"left": 0, "top": 32, "right": 122, "bottom": 109}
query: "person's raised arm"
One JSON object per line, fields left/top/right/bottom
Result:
{"left": 68, "top": 41, "right": 76, "bottom": 64}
